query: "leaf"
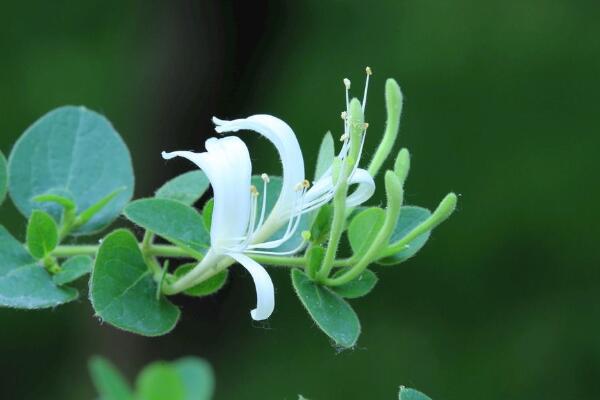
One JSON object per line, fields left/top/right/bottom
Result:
{"left": 33, "top": 193, "right": 76, "bottom": 213}
{"left": 75, "top": 186, "right": 126, "bottom": 228}
{"left": 202, "top": 198, "right": 214, "bottom": 231}
{"left": 0, "top": 226, "right": 77, "bottom": 308}
{"left": 8, "top": 106, "right": 134, "bottom": 235}
{"left": 0, "top": 151, "right": 7, "bottom": 205}
{"left": 156, "top": 171, "right": 210, "bottom": 206}
{"left": 331, "top": 269, "right": 378, "bottom": 299}
{"left": 378, "top": 206, "right": 432, "bottom": 265}
{"left": 53, "top": 255, "right": 93, "bottom": 285}
{"left": 348, "top": 207, "right": 385, "bottom": 256}
{"left": 136, "top": 362, "right": 185, "bottom": 400}
{"left": 174, "top": 263, "right": 228, "bottom": 297}
{"left": 26, "top": 210, "right": 59, "bottom": 259}
{"left": 291, "top": 269, "right": 360, "bottom": 348}
{"left": 309, "top": 204, "right": 332, "bottom": 245}
{"left": 90, "top": 229, "right": 180, "bottom": 336}
{"left": 124, "top": 198, "right": 210, "bottom": 257}
{"left": 173, "top": 357, "right": 215, "bottom": 400}
{"left": 314, "top": 131, "right": 334, "bottom": 180}
{"left": 399, "top": 387, "right": 433, "bottom": 400}
{"left": 251, "top": 175, "right": 309, "bottom": 253}
{"left": 88, "top": 356, "right": 134, "bottom": 400}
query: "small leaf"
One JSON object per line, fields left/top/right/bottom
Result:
{"left": 306, "top": 246, "right": 325, "bottom": 279}
{"left": 53, "top": 255, "right": 93, "bottom": 285}
{"left": 315, "top": 131, "right": 334, "bottom": 180}
{"left": 88, "top": 356, "right": 134, "bottom": 400}
{"left": 202, "top": 198, "right": 214, "bottom": 231}
{"left": 75, "top": 186, "right": 125, "bottom": 228}
{"left": 90, "top": 229, "right": 180, "bottom": 336}
{"left": 173, "top": 357, "right": 215, "bottom": 400}
{"left": 8, "top": 106, "right": 134, "bottom": 235}
{"left": 124, "top": 198, "right": 209, "bottom": 257}
{"left": 33, "top": 193, "right": 77, "bottom": 214}
{"left": 378, "top": 206, "right": 431, "bottom": 265}
{"left": 26, "top": 210, "right": 59, "bottom": 259}
{"left": 331, "top": 269, "right": 378, "bottom": 299}
{"left": 174, "top": 263, "right": 228, "bottom": 297}
{"left": 291, "top": 269, "right": 361, "bottom": 348}
{"left": 309, "top": 205, "right": 332, "bottom": 244}
{"left": 348, "top": 207, "right": 385, "bottom": 256}
{"left": 0, "top": 226, "right": 77, "bottom": 308}
{"left": 136, "top": 362, "right": 185, "bottom": 400}
{"left": 0, "top": 151, "right": 7, "bottom": 205}
{"left": 399, "top": 386, "right": 433, "bottom": 400}
{"left": 156, "top": 171, "right": 210, "bottom": 206}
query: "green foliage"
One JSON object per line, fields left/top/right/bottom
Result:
{"left": 291, "top": 269, "right": 360, "bottom": 348}
{"left": 314, "top": 131, "right": 334, "bottom": 180}
{"left": 7, "top": 106, "right": 134, "bottom": 235}
{"left": 202, "top": 198, "right": 214, "bottom": 231}
{"left": 90, "top": 229, "right": 180, "bottom": 336}
{"left": 378, "top": 206, "right": 431, "bottom": 265}
{"left": 306, "top": 246, "right": 325, "bottom": 279}
{"left": 53, "top": 255, "right": 93, "bottom": 285}
{"left": 0, "top": 226, "right": 77, "bottom": 308}
{"left": 124, "top": 198, "right": 209, "bottom": 257}
{"left": 136, "top": 358, "right": 214, "bottom": 400}
{"left": 174, "top": 263, "right": 228, "bottom": 297}
{"left": 26, "top": 210, "right": 58, "bottom": 259}
{"left": 155, "top": 170, "right": 210, "bottom": 206}
{"left": 0, "top": 151, "right": 7, "bottom": 205}
{"left": 399, "top": 387, "right": 432, "bottom": 400}
{"left": 309, "top": 205, "right": 333, "bottom": 245}
{"left": 331, "top": 269, "right": 378, "bottom": 299}
{"left": 88, "top": 356, "right": 134, "bottom": 400}
{"left": 348, "top": 207, "right": 385, "bottom": 257}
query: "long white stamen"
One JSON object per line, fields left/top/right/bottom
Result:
{"left": 362, "top": 66, "right": 372, "bottom": 113}
{"left": 254, "top": 174, "right": 270, "bottom": 234}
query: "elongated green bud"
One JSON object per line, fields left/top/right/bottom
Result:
{"left": 430, "top": 192, "right": 457, "bottom": 228}
{"left": 384, "top": 170, "right": 404, "bottom": 213}
{"left": 368, "top": 78, "right": 403, "bottom": 177}
{"left": 347, "top": 98, "right": 365, "bottom": 174}
{"left": 393, "top": 148, "right": 410, "bottom": 184}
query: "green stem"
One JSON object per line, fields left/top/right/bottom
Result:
{"left": 316, "top": 180, "right": 348, "bottom": 281}
{"left": 325, "top": 171, "right": 403, "bottom": 287}
{"left": 141, "top": 230, "right": 162, "bottom": 276}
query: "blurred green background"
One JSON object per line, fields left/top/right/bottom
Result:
{"left": 1, "top": 1, "right": 599, "bottom": 399}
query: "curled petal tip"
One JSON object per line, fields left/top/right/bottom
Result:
{"left": 161, "top": 151, "right": 175, "bottom": 160}
{"left": 212, "top": 116, "right": 227, "bottom": 125}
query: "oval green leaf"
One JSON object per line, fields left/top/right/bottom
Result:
{"left": 90, "top": 229, "right": 180, "bottom": 336}
{"left": 26, "top": 210, "right": 59, "bottom": 259}
{"left": 155, "top": 171, "right": 210, "bottom": 206}
{"left": 88, "top": 356, "right": 134, "bottom": 400}
{"left": 124, "top": 198, "right": 210, "bottom": 257}
{"left": 331, "top": 269, "right": 378, "bottom": 299}
{"left": 399, "top": 387, "right": 433, "bottom": 400}
{"left": 136, "top": 362, "right": 185, "bottom": 400}
{"left": 173, "top": 357, "right": 215, "bottom": 400}
{"left": 0, "top": 151, "right": 7, "bottom": 205}
{"left": 53, "top": 255, "right": 93, "bottom": 285}
{"left": 378, "top": 206, "right": 431, "bottom": 265}
{"left": 8, "top": 106, "right": 134, "bottom": 235}
{"left": 291, "top": 268, "right": 361, "bottom": 348}
{"left": 174, "top": 263, "right": 228, "bottom": 297}
{"left": 348, "top": 207, "right": 386, "bottom": 256}
{"left": 0, "top": 226, "right": 77, "bottom": 308}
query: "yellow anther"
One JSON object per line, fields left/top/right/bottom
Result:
{"left": 340, "top": 111, "right": 347, "bottom": 120}
{"left": 340, "top": 133, "right": 349, "bottom": 142}
{"left": 250, "top": 185, "right": 259, "bottom": 197}
{"left": 365, "top": 66, "right": 373, "bottom": 75}
{"left": 364, "top": 122, "right": 369, "bottom": 129}
{"left": 302, "top": 179, "right": 311, "bottom": 189}
{"left": 261, "top": 173, "right": 270, "bottom": 183}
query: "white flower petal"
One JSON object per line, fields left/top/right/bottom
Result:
{"left": 346, "top": 168, "right": 375, "bottom": 207}
{"left": 227, "top": 252, "right": 275, "bottom": 321}
{"left": 162, "top": 136, "right": 253, "bottom": 248}
{"left": 213, "top": 115, "right": 305, "bottom": 231}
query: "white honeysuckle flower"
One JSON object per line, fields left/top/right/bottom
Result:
{"left": 162, "top": 136, "right": 307, "bottom": 321}
{"left": 212, "top": 70, "right": 376, "bottom": 243}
